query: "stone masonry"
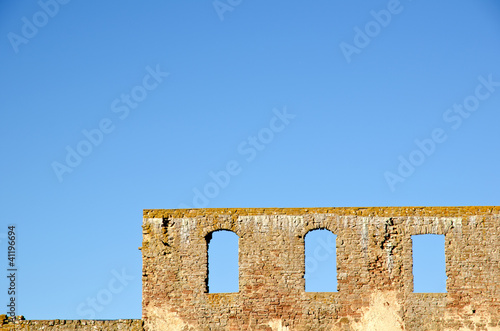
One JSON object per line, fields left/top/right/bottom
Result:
{"left": 2, "top": 206, "right": 498, "bottom": 330}
{"left": 142, "top": 207, "right": 500, "bottom": 331}
{"left": 0, "top": 317, "right": 143, "bottom": 331}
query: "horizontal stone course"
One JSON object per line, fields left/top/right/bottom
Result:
{"left": 0, "top": 319, "right": 143, "bottom": 331}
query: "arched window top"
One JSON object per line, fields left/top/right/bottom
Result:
{"left": 305, "top": 227, "right": 335, "bottom": 237}
{"left": 205, "top": 229, "right": 238, "bottom": 242}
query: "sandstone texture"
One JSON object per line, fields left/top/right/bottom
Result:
{"left": 5, "top": 207, "right": 499, "bottom": 330}
{"left": 142, "top": 207, "right": 500, "bottom": 330}
{"left": 0, "top": 318, "right": 143, "bottom": 331}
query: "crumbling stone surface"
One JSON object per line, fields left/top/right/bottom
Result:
{"left": 142, "top": 207, "right": 500, "bottom": 331}
{"left": 5, "top": 207, "right": 498, "bottom": 330}
{"left": 0, "top": 319, "right": 143, "bottom": 331}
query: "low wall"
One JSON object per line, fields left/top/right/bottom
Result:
{"left": 0, "top": 318, "right": 143, "bottom": 331}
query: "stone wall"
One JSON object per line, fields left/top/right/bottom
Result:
{"left": 142, "top": 207, "right": 500, "bottom": 331}
{"left": 0, "top": 318, "right": 143, "bottom": 331}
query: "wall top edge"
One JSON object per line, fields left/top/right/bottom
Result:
{"left": 143, "top": 206, "right": 500, "bottom": 218}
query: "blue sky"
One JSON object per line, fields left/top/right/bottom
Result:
{"left": 1, "top": 0, "right": 499, "bottom": 320}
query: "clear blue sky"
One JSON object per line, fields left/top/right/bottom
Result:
{"left": 1, "top": 0, "right": 499, "bottom": 320}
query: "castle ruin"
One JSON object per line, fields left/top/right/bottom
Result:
{"left": 3, "top": 206, "right": 499, "bottom": 330}
{"left": 141, "top": 207, "right": 500, "bottom": 330}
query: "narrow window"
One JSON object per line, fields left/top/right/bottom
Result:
{"left": 304, "top": 229, "right": 337, "bottom": 292}
{"left": 206, "top": 230, "right": 239, "bottom": 293}
{"left": 412, "top": 234, "right": 446, "bottom": 293}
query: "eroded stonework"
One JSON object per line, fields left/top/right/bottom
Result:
{"left": 142, "top": 207, "right": 500, "bottom": 331}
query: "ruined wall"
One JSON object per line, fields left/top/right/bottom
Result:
{"left": 142, "top": 207, "right": 500, "bottom": 331}
{"left": 0, "top": 318, "right": 143, "bottom": 331}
